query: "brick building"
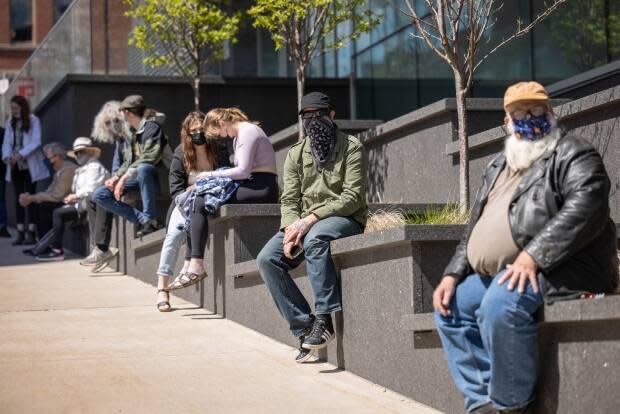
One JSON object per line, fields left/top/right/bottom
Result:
{"left": 0, "top": 0, "right": 130, "bottom": 87}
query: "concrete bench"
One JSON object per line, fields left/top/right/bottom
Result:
{"left": 119, "top": 203, "right": 620, "bottom": 413}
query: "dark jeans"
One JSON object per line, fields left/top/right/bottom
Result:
{"left": 92, "top": 164, "right": 159, "bottom": 224}
{"left": 12, "top": 167, "right": 36, "bottom": 225}
{"left": 0, "top": 172, "right": 6, "bottom": 228}
{"left": 185, "top": 172, "right": 279, "bottom": 260}
{"left": 256, "top": 216, "right": 363, "bottom": 336}
{"left": 86, "top": 196, "right": 113, "bottom": 250}
{"left": 50, "top": 204, "right": 85, "bottom": 249}
{"left": 38, "top": 201, "right": 64, "bottom": 239}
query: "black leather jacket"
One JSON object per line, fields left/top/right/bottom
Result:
{"left": 444, "top": 132, "right": 618, "bottom": 296}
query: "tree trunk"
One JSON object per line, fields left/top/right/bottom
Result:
{"left": 296, "top": 65, "right": 305, "bottom": 140}
{"left": 193, "top": 77, "right": 201, "bottom": 111}
{"left": 454, "top": 72, "right": 470, "bottom": 214}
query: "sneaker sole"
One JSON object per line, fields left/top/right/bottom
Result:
{"left": 295, "top": 349, "right": 316, "bottom": 364}
{"left": 301, "top": 332, "right": 335, "bottom": 350}
{"left": 92, "top": 249, "right": 119, "bottom": 273}
{"left": 36, "top": 256, "right": 65, "bottom": 262}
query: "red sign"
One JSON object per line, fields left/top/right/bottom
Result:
{"left": 17, "top": 77, "right": 35, "bottom": 97}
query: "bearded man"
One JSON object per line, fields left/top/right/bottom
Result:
{"left": 433, "top": 82, "right": 619, "bottom": 414}
{"left": 257, "top": 92, "right": 368, "bottom": 363}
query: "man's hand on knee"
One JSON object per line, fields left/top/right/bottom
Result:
{"left": 113, "top": 175, "right": 127, "bottom": 201}
{"left": 283, "top": 214, "right": 319, "bottom": 246}
{"left": 498, "top": 251, "right": 539, "bottom": 294}
{"left": 433, "top": 275, "right": 458, "bottom": 317}
{"left": 105, "top": 176, "right": 119, "bottom": 192}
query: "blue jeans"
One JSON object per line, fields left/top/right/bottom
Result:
{"left": 157, "top": 207, "right": 185, "bottom": 277}
{"left": 257, "top": 216, "right": 363, "bottom": 337}
{"left": 0, "top": 177, "right": 6, "bottom": 227}
{"left": 92, "top": 164, "right": 159, "bottom": 224}
{"left": 434, "top": 271, "right": 545, "bottom": 412}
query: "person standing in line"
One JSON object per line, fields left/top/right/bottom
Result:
{"left": 0, "top": 125, "right": 10, "bottom": 237}
{"left": 166, "top": 107, "right": 278, "bottom": 291}
{"left": 2, "top": 95, "right": 50, "bottom": 245}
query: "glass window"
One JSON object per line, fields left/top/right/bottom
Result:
{"left": 607, "top": 0, "right": 620, "bottom": 61}
{"left": 473, "top": 0, "right": 532, "bottom": 97}
{"left": 337, "top": 20, "right": 353, "bottom": 77}
{"left": 532, "top": 0, "right": 609, "bottom": 84}
{"left": 10, "top": 0, "right": 32, "bottom": 43}
{"left": 54, "top": 0, "right": 73, "bottom": 22}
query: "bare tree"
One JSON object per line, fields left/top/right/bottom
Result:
{"left": 401, "top": 0, "right": 568, "bottom": 212}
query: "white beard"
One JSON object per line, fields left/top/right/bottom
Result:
{"left": 504, "top": 115, "right": 559, "bottom": 171}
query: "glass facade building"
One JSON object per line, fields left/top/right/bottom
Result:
{"left": 197, "top": 0, "right": 620, "bottom": 120}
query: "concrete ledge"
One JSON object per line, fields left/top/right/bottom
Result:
{"left": 444, "top": 98, "right": 570, "bottom": 156}
{"left": 404, "top": 295, "right": 620, "bottom": 335}
{"left": 358, "top": 98, "right": 505, "bottom": 146}
{"left": 270, "top": 119, "right": 383, "bottom": 150}
{"left": 445, "top": 85, "right": 620, "bottom": 156}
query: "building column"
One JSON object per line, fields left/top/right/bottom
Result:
{"left": 0, "top": 0, "right": 11, "bottom": 44}
{"left": 32, "top": 0, "right": 55, "bottom": 44}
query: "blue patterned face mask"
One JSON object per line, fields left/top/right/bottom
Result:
{"left": 511, "top": 113, "right": 552, "bottom": 141}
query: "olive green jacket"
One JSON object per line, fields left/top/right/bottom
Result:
{"left": 280, "top": 130, "right": 368, "bottom": 230}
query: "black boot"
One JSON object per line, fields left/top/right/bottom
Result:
{"left": 23, "top": 231, "right": 37, "bottom": 245}
{"left": 12, "top": 231, "right": 25, "bottom": 246}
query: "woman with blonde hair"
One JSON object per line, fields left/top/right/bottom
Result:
{"left": 167, "top": 107, "right": 277, "bottom": 291}
{"left": 156, "top": 111, "right": 230, "bottom": 310}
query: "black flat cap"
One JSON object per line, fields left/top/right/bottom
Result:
{"left": 120, "top": 95, "right": 145, "bottom": 111}
{"left": 299, "top": 92, "right": 331, "bottom": 114}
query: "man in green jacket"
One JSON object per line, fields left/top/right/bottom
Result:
{"left": 257, "top": 92, "right": 368, "bottom": 363}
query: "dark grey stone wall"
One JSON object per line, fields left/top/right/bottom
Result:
{"left": 34, "top": 74, "right": 350, "bottom": 167}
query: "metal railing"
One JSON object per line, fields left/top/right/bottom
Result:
{"left": 1, "top": 0, "right": 91, "bottom": 115}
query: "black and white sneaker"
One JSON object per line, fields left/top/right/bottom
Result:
{"left": 137, "top": 220, "right": 162, "bottom": 238}
{"left": 36, "top": 248, "right": 65, "bottom": 262}
{"left": 302, "top": 314, "right": 334, "bottom": 350}
{"left": 295, "top": 328, "right": 316, "bottom": 363}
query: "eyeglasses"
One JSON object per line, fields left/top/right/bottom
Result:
{"left": 509, "top": 105, "right": 547, "bottom": 121}
{"left": 300, "top": 109, "right": 329, "bottom": 119}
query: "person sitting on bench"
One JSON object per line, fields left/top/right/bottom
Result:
{"left": 256, "top": 92, "right": 368, "bottom": 364}
{"left": 35, "top": 138, "right": 109, "bottom": 261}
{"left": 432, "top": 82, "right": 619, "bottom": 414}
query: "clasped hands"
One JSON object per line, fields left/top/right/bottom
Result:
{"left": 104, "top": 175, "right": 128, "bottom": 201}
{"left": 433, "top": 250, "right": 540, "bottom": 317}
{"left": 282, "top": 214, "right": 319, "bottom": 259}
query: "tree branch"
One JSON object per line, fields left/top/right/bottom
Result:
{"left": 474, "top": 0, "right": 567, "bottom": 72}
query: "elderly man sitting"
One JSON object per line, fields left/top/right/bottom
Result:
{"left": 19, "top": 142, "right": 77, "bottom": 246}
{"left": 433, "top": 82, "right": 618, "bottom": 414}
{"left": 35, "top": 138, "right": 109, "bottom": 261}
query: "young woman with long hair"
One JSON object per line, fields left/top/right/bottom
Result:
{"left": 156, "top": 111, "right": 229, "bottom": 311}
{"left": 167, "top": 107, "right": 277, "bottom": 291}
{"left": 1, "top": 95, "right": 50, "bottom": 245}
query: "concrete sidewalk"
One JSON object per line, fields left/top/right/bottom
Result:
{"left": 0, "top": 236, "right": 443, "bottom": 414}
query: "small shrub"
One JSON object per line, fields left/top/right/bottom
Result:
{"left": 406, "top": 204, "right": 471, "bottom": 225}
{"left": 365, "top": 209, "right": 407, "bottom": 233}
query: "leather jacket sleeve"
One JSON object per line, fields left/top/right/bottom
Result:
{"left": 524, "top": 139, "right": 611, "bottom": 272}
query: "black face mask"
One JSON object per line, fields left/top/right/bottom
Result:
{"left": 190, "top": 132, "right": 206, "bottom": 145}
{"left": 303, "top": 116, "right": 336, "bottom": 168}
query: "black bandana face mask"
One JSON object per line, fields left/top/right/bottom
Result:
{"left": 303, "top": 115, "right": 336, "bottom": 168}
{"left": 190, "top": 132, "right": 206, "bottom": 145}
